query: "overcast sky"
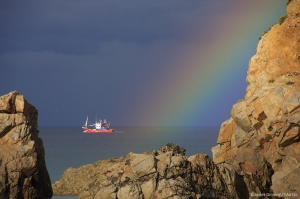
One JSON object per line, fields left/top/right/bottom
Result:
{"left": 1, "top": 0, "right": 287, "bottom": 126}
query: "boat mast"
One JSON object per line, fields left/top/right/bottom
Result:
{"left": 84, "top": 116, "right": 88, "bottom": 127}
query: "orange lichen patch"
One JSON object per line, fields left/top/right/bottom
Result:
{"left": 156, "top": 160, "right": 167, "bottom": 169}
{"left": 262, "top": 140, "right": 271, "bottom": 153}
{"left": 123, "top": 165, "right": 133, "bottom": 176}
{"left": 240, "top": 163, "right": 257, "bottom": 174}
{"left": 293, "top": 142, "right": 300, "bottom": 156}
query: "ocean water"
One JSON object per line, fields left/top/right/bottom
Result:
{"left": 39, "top": 126, "right": 219, "bottom": 198}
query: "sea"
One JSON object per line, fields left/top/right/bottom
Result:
{"left": 39, "top": 126, "right": 220, "bottom": 199}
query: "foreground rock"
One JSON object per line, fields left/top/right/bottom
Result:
{"left": 53, "top": 143, "right": 233, "bottom": 199}
{"left": 212, "top": 0, "right": 300, "bottom": 197}
{"left": 0, "top": 91, "right": 53, "bottom": 199}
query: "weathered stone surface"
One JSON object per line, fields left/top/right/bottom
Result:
{"left": 0, "top": 91, "right": 53, "bottom": 199}
{"left": 130, "top": 153, "right": 156, "bottom": 178}
{"left": 157, "top": 142, "right": 186, "bottom": 156}
{"left": 213, "top": 0, "right": 300, "bottom": 197}
{"left": 231, "top": 100, "right": 253, "bottom": 132}
{"left": 53, "top": 143, "right": 233, "bottom": 199}
{"left": 217, "top": 118, "right": 236, "bottom": 144}
{"left": 246, "top": 0, "right": 300, "bottom": 100}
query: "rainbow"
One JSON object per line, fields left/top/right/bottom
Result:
{"left": 131, "top": 1, "right": 287, "bottom": 126}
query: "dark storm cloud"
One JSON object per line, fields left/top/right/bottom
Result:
{"left": 1, "top": 0, "right": 284, "bottom": 126}
{"left": 0, "top": 0, "right": 208, "bottom": 55}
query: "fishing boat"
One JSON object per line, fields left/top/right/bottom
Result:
{"left": 82, "top": 116, "right": 114, "bottom": 133}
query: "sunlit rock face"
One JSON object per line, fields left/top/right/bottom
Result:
{"left": 213, "top": 0, "right": 300, "bottom": 197}
{"left": 53, "top": 143, "right": 234, "bottom": 199}
{"left": 0, "top": 91, "right": 53, "bottom": 199}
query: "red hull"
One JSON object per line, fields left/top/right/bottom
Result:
{"left": 82, "top": 127, "right": 114, "bottom": 133}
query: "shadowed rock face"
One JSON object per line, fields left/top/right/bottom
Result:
{"left": 212, "top": 0, "right": 300, "bottom": 197}
{"left": 0, "top": 91, "right": 53, "bottom": 199}
{"left": 53, "top": 143, "right": 234, "bottom": 199}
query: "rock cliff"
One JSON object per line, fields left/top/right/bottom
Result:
{"left": 0, "top": 91, "right": 53, "bottom": 199}
{"left": 53, "top": 143, "right": 233, "bottom": 199}
{"left": 53, "top": 0, "right": 300, "bottom": 198}
{"left": 212, "top": 0, "right": 300, "bottom": 197}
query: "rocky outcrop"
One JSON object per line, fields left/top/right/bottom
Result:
{"left": 0, "top": 91, "right": 53, "bottom": 199}
{"left": 53, "top": 143, "right": 233, "bottom": 199}
{"left": 212, "top": 0, "right": 300, "bottom": 197}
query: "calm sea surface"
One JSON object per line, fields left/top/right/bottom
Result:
{"left": 39, "top": 126, "right": 219, "bottom": 199}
